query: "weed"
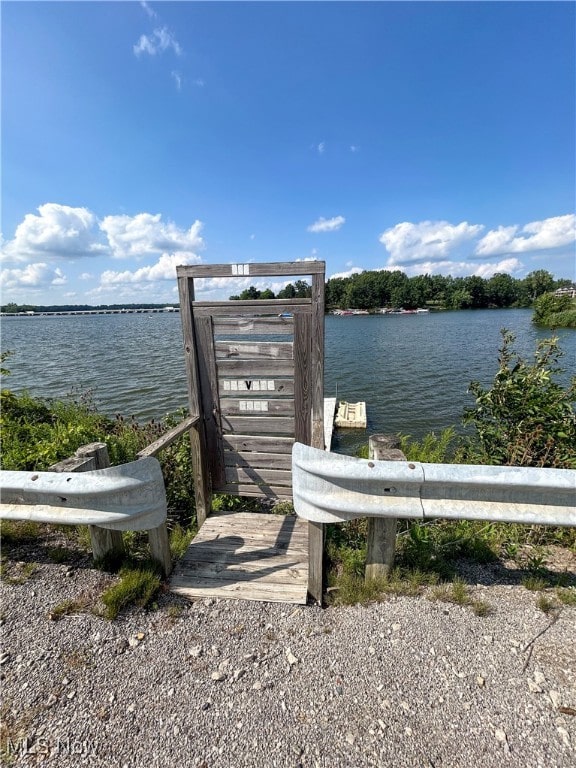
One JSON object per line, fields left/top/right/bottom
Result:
{"left": 472, "top": 600, "right": 492, "bottom": 617}
{"left": 169, "top": 523, "right": 195, "bottom": 560}
{"left": 522, "top": 575, "right": 549, "bottom": 591}
{"left": 101, "top": 563, "right": 162, "bottom": 620}
{"left": 47, "top": 547, "right": 75, "bottom": 564}
{"left": 271, "top": 500, "right": 295, "bottom": 515}
{"left": 48, "top": 593, "right": 94, "bottom": 621}
{"left": 1, "top": 520, "right": 42, "bottom": 546}
{"left": 327, "top": 573, "right": 389, "bottom": 606}
{"left": 537, "top": 594, "right": 558, "bottom": 614}
{"left": 556, "top": 588, "right": 576, "bottom": 606}
{"left": 166, "top": 604, "right": 184, "bottom": 620}
{"left": 0, "top": 561, "right": 37, "bottom": 585}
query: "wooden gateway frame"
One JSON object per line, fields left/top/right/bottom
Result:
{"left": 176, "top": 261, "right": 326, "bottom": 602}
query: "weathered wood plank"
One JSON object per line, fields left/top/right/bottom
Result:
{"left": 171, "top": 581, "right": 307, "bottom": 604}
{"left": 213, "top": 317, "right": 294, "bottom": 335}
{"left": 222, "top": 435, "right": 294, "bottom": 453}
{"left": 294, "top": 312, "right": 311, "bottom": 445}
{"left": 177, "top": 261, "right": 325, "bottom": 278}
{"left": 190, "top": 528, "right": 307, "bottom": 548}
{"left": 220, "top": 415, "right": 295, "bottom": 435}
{"left": 195, "top": 315, "right": 226, "bottom": 488}
{"left": 178, "top": 275, "right": 211, "bottom": 526}
{"left": 224, "top": 467, "right": 292, "bottom": 486}
{"left": 220, "top": 399, "right": 294, "bottom": 417}
{"left": 215, "top": 483, "right": 293, "bottom": 499}
{"left": 216, "top": 359, "right": 294, "bottom": 376}
{"left": 173, "top": 562, "right": 307, "bottom": 583}
{"left": 219, "top": 378, "right": 295, "bottom": 397}
{"left": 169, "top": 510, "right": 309, "bottom": 603}
{"left": 224, "top": 451, "right": 291, "bottom": 470}
{"left": 215, "top": 341, "right": 293, "bottom": 360}
{"left": 196, "top": 527, "right": 303, "bottom": 545}
{"left": 193, "top": 300, "right": 311, "bottom": 317}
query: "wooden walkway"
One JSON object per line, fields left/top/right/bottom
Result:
{"left": 170, "top": 512, "right": 309, "bottom": 604}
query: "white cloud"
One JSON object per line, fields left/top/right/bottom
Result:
{"left": 399, "top": 257, "right": 525, "bottom": 279}
{"left": 307, "top": 215, "right": 345, "bottom": 233}
{"left": 350, "top": 145, "right": 359, "bottom": 153}
{"left": 194, "top": 79, "right": 205, "bottom": 88}
{"left": 330, "top": 267, "right": 364, "bottom": 280}
{"left": 133, "top": 27, "right": 182, "bottom": 57}
{"left": 475, "top": 214, "right": 576, "bottom": 256}
{"left": 0, "top": 262, "right": 66, "bottom": 291}
{"left": 317, "top": 142, "right": 325, "bottom": 154}
{"left": 379, "top": 220, "right": 484, "bottom": 265}
{"left": 100, "top": 213, "right": 203, "bottom": 259}
{"left": 1, "top": 203, "right": 106, "bottom": 263}
{"left": 171, "top": 70, "right": 182, "bottom": 90}
{"left": 140, "top": 1, "right": 157, "bottom": 19}
{"left": 101, "top": 251, "right": 201, "bottom": 285}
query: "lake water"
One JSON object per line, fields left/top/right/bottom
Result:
{"left": 2, "top": 308, "right": 574, "bottom": 455}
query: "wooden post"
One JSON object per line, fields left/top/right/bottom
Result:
{"left": 365, "top": 434, "right": 406, "bottom": 582}
{"left": 148, "top": 524, "right": 172, "bottom": 577}
{"left": 307, "top": 268, "right": 326, "bottom": 605}
{"left": 75, "top": 443, "right": 126, "bottom": 563}
{"left": 178, "top": 274, "right": 212, "bottom": 528}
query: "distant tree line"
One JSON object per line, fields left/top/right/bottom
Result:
{"left": 229, "top": 269, "right": 572, "bottom": 311}
{"left": 229, "top": 280, "right": 312, "bottom": 301}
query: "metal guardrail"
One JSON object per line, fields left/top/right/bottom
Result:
{"left": 0, "top": 457, "right": 167, "bottom": 531}
{"left": 292, "top": 443, "right": 576, "bottom": 527}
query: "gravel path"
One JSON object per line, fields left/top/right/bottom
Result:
{"left": 1, "top": 555, "right": 575, "bottom": 768}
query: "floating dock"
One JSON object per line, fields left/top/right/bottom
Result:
{"left": 334, "top": 400, "right": 367, "bottom": 429}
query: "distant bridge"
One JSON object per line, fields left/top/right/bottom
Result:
{"left": 1, "top": 307, "right": 180, "bottom": 317}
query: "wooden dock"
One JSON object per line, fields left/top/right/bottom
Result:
{"left": 170, "top": 512, "right": 309, "bottom": 604}
{"left": 323, "top": 396, "right": 337, "bottom": 450}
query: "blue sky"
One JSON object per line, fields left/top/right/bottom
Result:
{"left": 1, "top": 1, "right": 575, "bottom": 305}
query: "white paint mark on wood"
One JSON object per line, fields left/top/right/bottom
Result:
{"left": 223, "top": 379, "right": 276, "bottom": 392}
{"left": 239, "top": 400, "right": 269, "bottom": 412}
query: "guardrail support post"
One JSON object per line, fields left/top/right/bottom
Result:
{"left": 75, "top": 443, "right": 126, "bottom": 563}
{"left": 365, "top": 435, "right": 405, "bottom": 582}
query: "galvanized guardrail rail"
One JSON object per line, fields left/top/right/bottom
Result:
{"left": 293, "top": 438, "right": 576, "bottom": 584}
{"left": 292, "top": 442, "right": 576, "bottom": 527}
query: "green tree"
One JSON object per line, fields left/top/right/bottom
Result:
{"left": 523, "top": 270, "right": 555, "bottom": 301}
{"left": 486, "top": 273, "right": 520, "bottom": 307}
{"left": 532, "top": 292, "right": 575, "bottom": 327}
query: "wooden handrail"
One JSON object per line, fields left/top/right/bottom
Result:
{"left": 136, "top": 414, "right": 200, "bottom": 459}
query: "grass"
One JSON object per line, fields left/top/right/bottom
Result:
{"left": 100, "top": 561, "right": 163, "bottom": 620}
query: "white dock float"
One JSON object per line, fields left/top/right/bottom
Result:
{"left": 334, "top": 401, "right": 367, "bottom": 429}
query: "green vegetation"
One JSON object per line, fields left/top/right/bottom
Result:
{"left": 100, "top": 562, "right": 163, "bottom": 619}
{"left": 327, "top": 331, "right": 576, "bottom": 605}
{"left": 532, "top": 291, "right": 576, "bottom": 329}
{"left": 463, "top": 331, "right": 576, "bottom": 469}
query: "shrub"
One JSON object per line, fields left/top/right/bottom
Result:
{"left": 463, "top": 330, "right": 576, "bottom": 468}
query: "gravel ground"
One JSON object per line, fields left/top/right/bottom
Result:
{"left": 1, "top": 546, "right": 575, "bottom": 768}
